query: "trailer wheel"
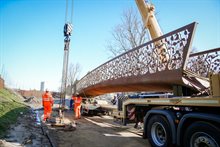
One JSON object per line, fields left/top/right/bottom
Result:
{"left": 147, "top": 115, "right": 172, "bottom": 147}
{"left": 183, "top": 121, "right": 220, "bottom": 147}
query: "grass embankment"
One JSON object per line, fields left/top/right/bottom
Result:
{"left": 0, "top": 88, "right": 29, "bottom": 138}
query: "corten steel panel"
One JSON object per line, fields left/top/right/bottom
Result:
{"left": 77, "top": 23, "right": 198, "bottom": 97}
{"left": 187, "top": 48, "right": 220, "bottom": 77}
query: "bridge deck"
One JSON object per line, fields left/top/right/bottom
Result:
{"left": 76, "top": 22, "right": 220, "bottom": 97}
{"left": 81, "top": 70, "right": 181, "bottom": 96}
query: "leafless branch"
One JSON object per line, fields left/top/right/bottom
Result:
{"left": 106, "top": 8, "right": 149, "bottom": 57}
{"left": 66, "top": 63, "right": 81, "bottom": 94}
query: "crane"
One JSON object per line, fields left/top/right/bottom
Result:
{"left": 135, "top": 0, "right": 163, "bottom": 39}
{"left": 135, "top": 0, "right": 169, "bottom": 63}
{"left": 59, "top": 0, "right": 74, "bottom": 123}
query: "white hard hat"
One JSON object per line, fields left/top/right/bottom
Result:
{"left": 45, "top": 88, "right": 49, "bottom": 92}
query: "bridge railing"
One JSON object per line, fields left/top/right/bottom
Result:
{"left": 187, "top": 48, "right": 220, "bottom": 77}
{"left": 77, "top": 22, "right": 197, "bottom": 92}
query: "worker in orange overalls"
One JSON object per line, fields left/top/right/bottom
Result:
{"left": 42, "top": 89, "right": 54, "bottom": 122}
{"left": 72, "top": 93, "right": 82, "bottom": 119}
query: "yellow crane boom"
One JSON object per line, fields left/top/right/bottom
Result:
{"left": 135, "top": 0, "right": 163, "bottom": 40}
{"left": 135, "top": 0, "right": 169, "bottom": 63}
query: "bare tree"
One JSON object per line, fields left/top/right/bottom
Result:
{"left": 106, "top": 8, "right": 149, "bottom": 57}
{"left": 66, "top": 63, "right": 81, "bottom": 95}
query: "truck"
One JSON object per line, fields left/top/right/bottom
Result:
{"left": 111, "top": 1, "right": 220, "bottom": 146}
{"left": 113, "top": 73, "right": 220, "bottom": 147}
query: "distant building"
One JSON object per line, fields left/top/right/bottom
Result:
{"left": 40, "top": 81, "right": 45, "bottom": 91}
{"left": 17, "top": 89, "right": 43, "bottom": 98}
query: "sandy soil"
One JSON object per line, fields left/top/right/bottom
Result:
{"left": 45, "top": 110, "right": 150, "bottom": 147}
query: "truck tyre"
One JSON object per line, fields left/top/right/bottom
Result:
{"left": 183, "top": 121, "right": 220, "bottom": 147}
{"left": 147, "top": 115, "right": 172, "bottom": 147}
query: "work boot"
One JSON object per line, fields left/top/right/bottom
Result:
{"left": 42, "top": 118, "right": 46, "bottom": 123}
{"left": 134, "top": 124, "right": 138, "bottom": 128}
{"left": 45, "top": 118, "right": 50, "bottom": 124}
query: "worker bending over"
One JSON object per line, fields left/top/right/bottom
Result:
{"left": 42, "top": 89, "right": 54, "bottom": 122}
{"left": 72, "top": 93, "right": 82, "bottom": 119}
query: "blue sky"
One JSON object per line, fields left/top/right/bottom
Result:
{"left": 0, "top": 0, "right": 219, "bottom": 91}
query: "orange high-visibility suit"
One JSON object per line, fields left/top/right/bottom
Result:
{"left": 42, "top": 91, "right": 54, "bottom": 121}
{"left": 72, "top": 95, "right": 82, "bottom": 119}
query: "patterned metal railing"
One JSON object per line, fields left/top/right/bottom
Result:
{"left": 77, "top": 22, "right": 197, "bottom": 92}
{"left": 187, "top": 48, "right": 220, "bottom": 77}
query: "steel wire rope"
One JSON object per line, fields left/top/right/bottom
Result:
{"left": 65, "top": 0, "right": 68, "bottom": 23}
{"left": 70, "top": 0, "right": 74, "bottom": 24}
{"left": 65, "top": 0, "right": 74, "bottom": 23}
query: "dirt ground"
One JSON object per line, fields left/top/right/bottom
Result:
{"left": 0, "top": 98, "right": 151, "bottom": 147}
{"left": 46, "top": 110, "right": 150, "bottom": 147}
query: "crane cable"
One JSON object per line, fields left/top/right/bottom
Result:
{"left": 65, "top": 0, "right": 68, "bottom": 23}
{"left": 71, "top": 0, "right": 74, "bottom": 23}
{"left": 65, "top": 0, "right": 74, "bottom": 24}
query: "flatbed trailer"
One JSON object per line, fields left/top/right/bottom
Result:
{"left": 118, "top": 95, "right": 220, "bottom": 147}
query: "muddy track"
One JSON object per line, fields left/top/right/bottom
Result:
{"left": 41, "top": 123, "right": 56, "bottom": 147}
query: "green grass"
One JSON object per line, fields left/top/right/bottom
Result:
{"left": 0, "top": 88, "right": 29, "bottom": 138}
{"left": 0, "top": 88, "right": 23, "bottom": 102}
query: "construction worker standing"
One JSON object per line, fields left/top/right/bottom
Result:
{"left": 72, "top": 93, "right": 82, "bottom": 119}
{"left": 42, "top": 89, "right": 54, "bottom": 122}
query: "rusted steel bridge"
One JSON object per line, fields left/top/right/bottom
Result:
{"left": 76, "top": 22, "right": 220, "bottom": 97}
